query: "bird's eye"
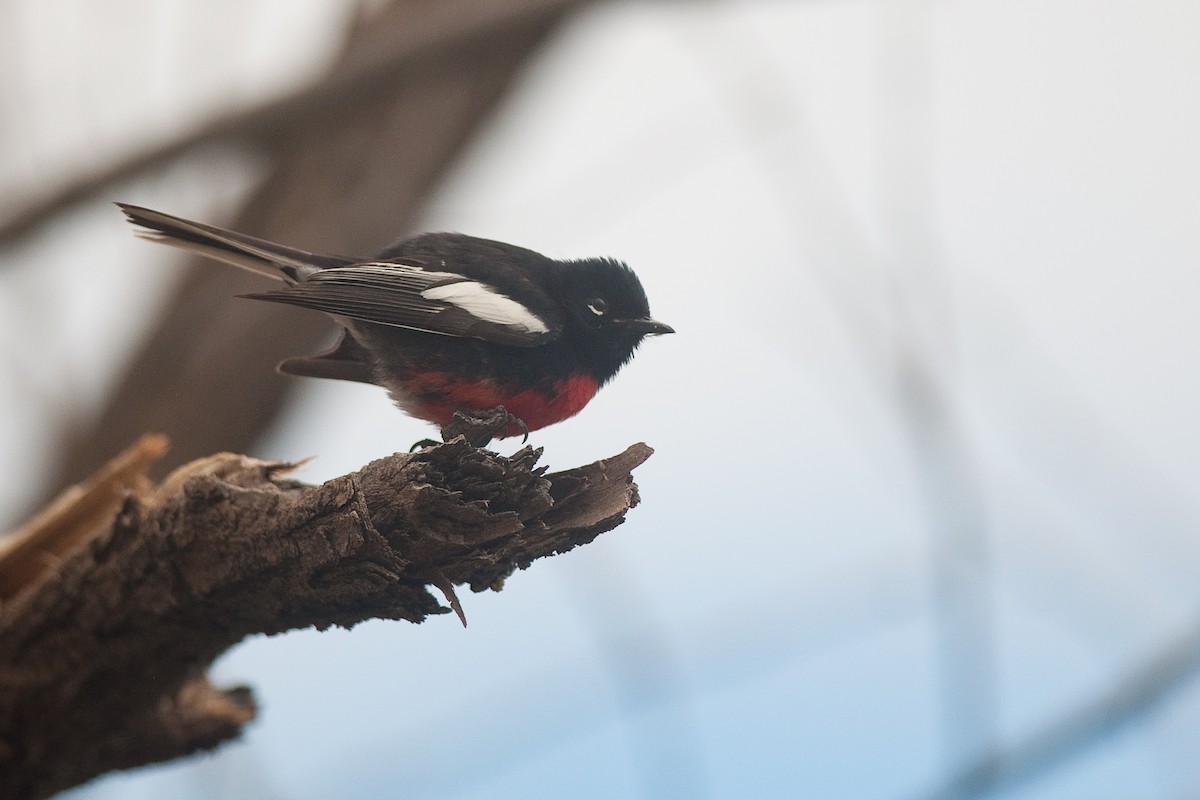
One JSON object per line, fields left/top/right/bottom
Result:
{"left": 587, "top": 297, "right": 609, "bottom": 316}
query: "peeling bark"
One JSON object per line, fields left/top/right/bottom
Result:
{"left": 0, "top": 436, "right": 651, "bottom": 800}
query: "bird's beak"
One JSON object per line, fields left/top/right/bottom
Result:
{"left": 617, "top": 317, "right": 675, "bottom": 336}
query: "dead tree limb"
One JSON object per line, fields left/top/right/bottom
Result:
{"left": 0, "top": 435, "right": 652, "bottom": 800}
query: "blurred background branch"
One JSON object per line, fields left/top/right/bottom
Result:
{"left": 0, "top": 0, "right": 586, "bottom": 246}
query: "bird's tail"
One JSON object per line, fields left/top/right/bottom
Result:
{"left": 117, "top": 203, "right": 355, "bottom": 283}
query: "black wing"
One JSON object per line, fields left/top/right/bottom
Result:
{"left": 244, "top": 262, "right": 562, "bottom": 347}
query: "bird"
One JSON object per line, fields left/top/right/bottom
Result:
{"left": 118, "top": 204, "right": 673, "bottom": 439}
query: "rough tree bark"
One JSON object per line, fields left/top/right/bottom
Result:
{"left": 0, "top": 428, "right": 651, "bottom": 800}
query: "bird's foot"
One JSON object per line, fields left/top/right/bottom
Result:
{"left": 440, "top": 406, "right": 529, "bottom": 448}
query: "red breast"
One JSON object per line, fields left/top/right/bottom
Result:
{"left": 399, "top": 372, "right": 600, "bottom": 437}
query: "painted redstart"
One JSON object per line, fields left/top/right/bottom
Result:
{"left": 118, "top": 204, "right": 673, "bottom": 438}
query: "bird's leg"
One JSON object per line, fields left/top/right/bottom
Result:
{"left": 440, "top": 406, "right": 528, "bottom": 447}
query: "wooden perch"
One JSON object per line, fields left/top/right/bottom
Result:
{"left": 0, "top": 432, "right": 652, "bottom": 800}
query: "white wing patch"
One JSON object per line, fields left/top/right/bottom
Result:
{"left": 421, "top": 281, "right": 550, "bottom": 334}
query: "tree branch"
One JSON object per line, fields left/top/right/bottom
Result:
{"left": 0, "top": 435, "right": 652, "bottom": 800}
{"left": 0, "top": 0, "right": 587, "bottom": 246}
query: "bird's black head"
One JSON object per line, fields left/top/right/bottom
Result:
{"left": 552, "top": 257, "right": 673, "bottom": 385}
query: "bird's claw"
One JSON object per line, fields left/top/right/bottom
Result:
{"left": 439, "top": 406, "right": 528, "bottom": 448}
